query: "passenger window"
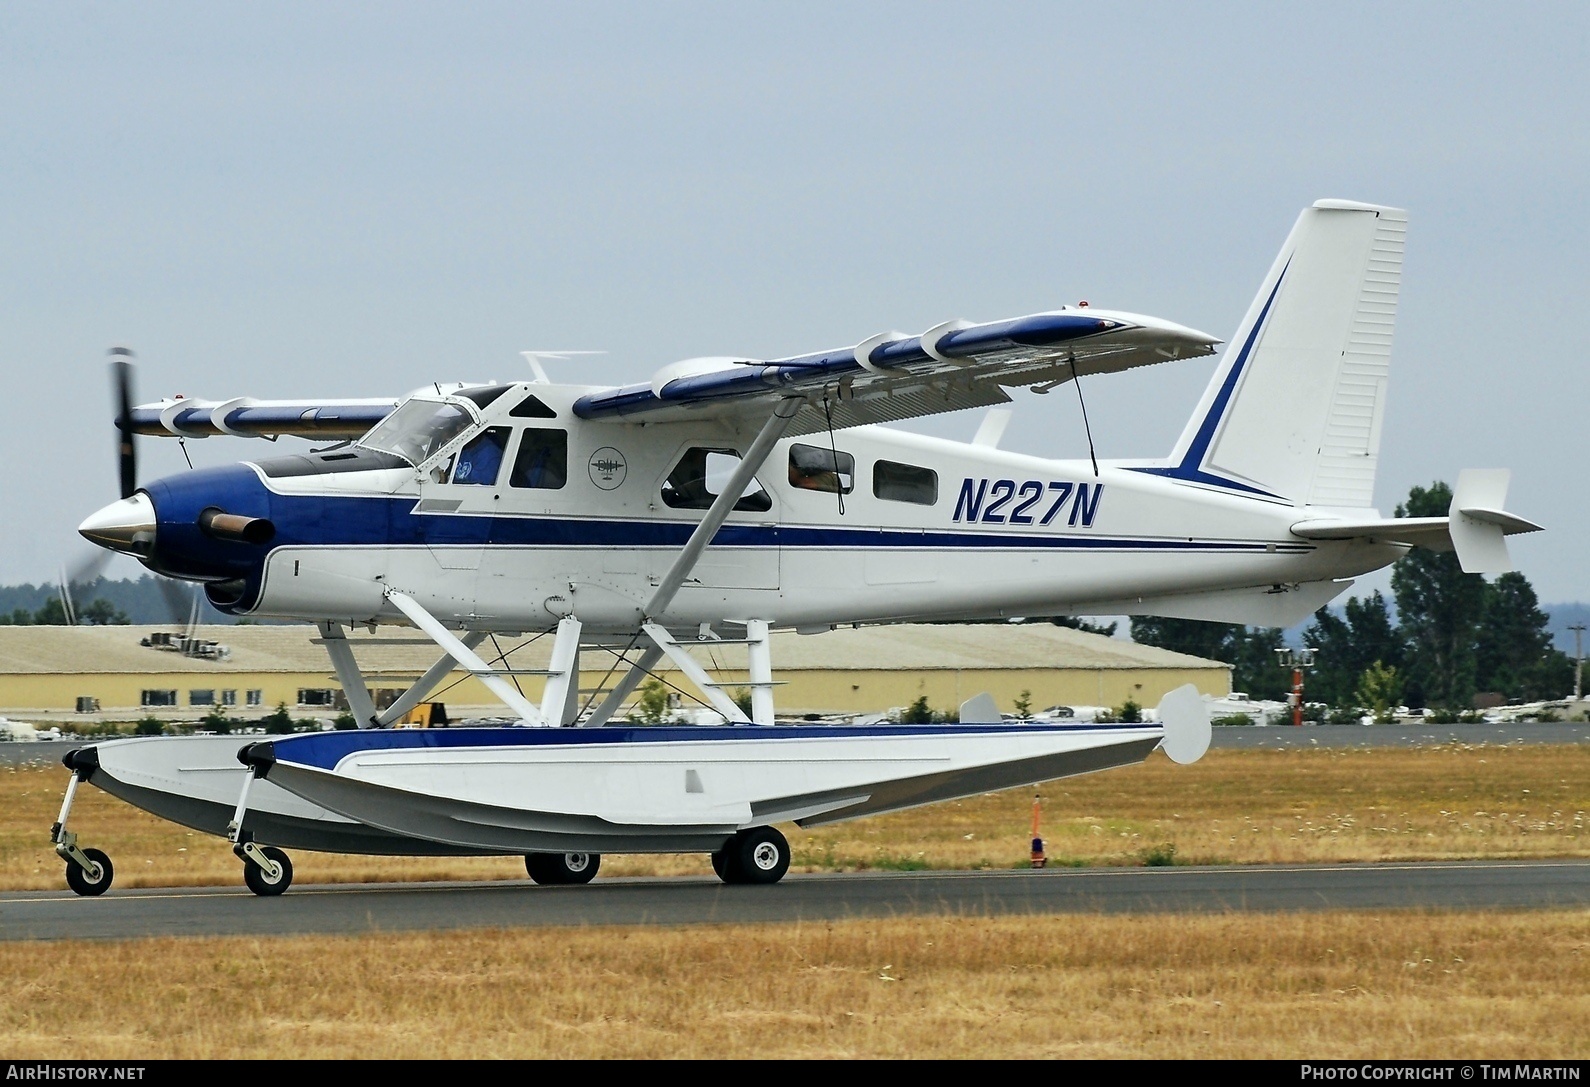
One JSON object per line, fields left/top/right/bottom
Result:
{"left": 509, "top": 394, "right": 558, "bottom": 419}
{"left": 873, "top": 460, "right": 938, "bottom": 505}
{"left": 451, "top": 427, "right": 511, "bottom": 486}
{"left": 509, "top": 429, "right": 568, "bottom": 489}
{"left": 787, "top": 444, "right": 854, "bottom": 494}
{"left": 661, "top": 448, "right": 772, "bottom": 512}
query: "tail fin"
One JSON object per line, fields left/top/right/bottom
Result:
{"left": 1147, "top": 199, "right": 1406, "bottom": 507}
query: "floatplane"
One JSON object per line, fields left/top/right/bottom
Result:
{"left": 52, "top": 199, "right": 1540, "bottom": 895}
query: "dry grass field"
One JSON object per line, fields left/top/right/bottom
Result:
{"left": 4, "top": 741, "right": 1588, "bottom": 1059}
{"left": 2, "top": 911, "right": 1586, "bottom": 1059}
{"left": 2, "top": 741, "right": 1585, "bottom": 890}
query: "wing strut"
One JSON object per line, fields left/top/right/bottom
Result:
{"left": 319, "top": 621, "right": 381, "bottom": 728}
{"left": 384, "top": 589, "right": 550, "bottom": 726}
{"left": 374, "top": 630, "right": 488, "bottom": 727}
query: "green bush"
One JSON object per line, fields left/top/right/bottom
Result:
{"left": 199, "top": 709, "right": 234, "bottom": 734}
{"left": 133, "top": 716, "right": 165, "bottom": 736}
{"left": 1114, "top": 698, "right": 1142, "bottom": 724}
{"left": 1141, "top": 842, "right": 1178, "bottom": 867}
{"left": 261, "top": 703, "right": 295, "bottom": 735}
{"left": 1211, "top": 713, "right": 1254, "bottom": 727}
{"left": 630, "top": 679, "right": 672, "bottom": 725}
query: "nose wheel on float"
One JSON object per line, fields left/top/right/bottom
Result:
{"left": 53, "top": 749, "right": 115, "bottom": 897}
{"left": 226, "top": 751, "right": 295, "bottom": 896}
{"left": 711, "top": 825, "right": 790, "bottom": 885}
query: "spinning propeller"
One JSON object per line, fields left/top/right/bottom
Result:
{"left": 60, "top": 349, "right": 199, "bottom": 627}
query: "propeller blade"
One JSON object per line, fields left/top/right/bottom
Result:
{"left": 110, "top": 348, "right": 137, "bottom": 499}
{"left": 156, "top": 576, "right": 193, "bottom": 627}
{"left": 63, "top": 547, "right": 114, "bottom": 590}
{"left": 56, "top": 567, "right": 76, "bottom": 626}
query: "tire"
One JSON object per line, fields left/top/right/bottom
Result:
{"left": 727, "top": 826, "right": 790, "bottom": 885}
{"left": 65, "top": 848, "right": 113, "bottom": 897}
{"left": 710, "top": 848, "right": 732, "bottom": 882}
{"left": 242, "top": 846, "right": 293, "bottom": 897}
{"left": 526, "top": 852, "right": 601, "bottom": 885}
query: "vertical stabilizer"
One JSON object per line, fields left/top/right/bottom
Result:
{"left": 1146, "top": 200, "right": 1405, "bottom": 507}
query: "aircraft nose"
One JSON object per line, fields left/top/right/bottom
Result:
{"left": 78, "top": 493, "right": 157, "bottom": 556}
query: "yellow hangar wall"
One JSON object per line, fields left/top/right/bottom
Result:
{"left": 0, "top": 667, "right": 1227, "bottom": 719}
{"left": 0, "top": 624, "right": 1231, "bottom": 720}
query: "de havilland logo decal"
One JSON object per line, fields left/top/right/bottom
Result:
{"left": 588, "top": 446, "right": 628, "bottom": 489}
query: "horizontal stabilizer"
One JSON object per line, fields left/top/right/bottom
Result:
{"left": 1450, "top": 468, "right": 1537, "bottom": 574}
{"left": 1291, "top": 469, "right": 1542, "bottom": 574}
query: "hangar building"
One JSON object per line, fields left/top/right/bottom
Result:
{"left": 0, "top": 622, "right": 1230, "bottom": 726}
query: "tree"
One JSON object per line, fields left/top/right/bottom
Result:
{"left": 1392, "top": 482, "right": 1486, "bottom": 709}
{"left": 1130, "top": 617, "right": 1288, "bottom": 699}
{"left": 1301, "top": 591, "right": 1402, "bottom": 707}
{"left": 1476, "top": 572, "right": 1573, "bottom": 701}
{"left": 1355, "top": 661, "right": 1403, "bottom": 724}
{"left": 261, "top": 702, "right": 296, "bottom": 734}
{"left": 199, "top": 709, "right": 234, "bottom": 734}
{"left": 631, "top": 680, "right": 671, "bottom": 724}
{"left": 32, "top": 598, "right": 69, "bottom": 625}
{"left": 1013, "top": 689, "right": 1033, "bottom": 718}
{"left": 76, "top": 599, "right": 130, "bottom": 625}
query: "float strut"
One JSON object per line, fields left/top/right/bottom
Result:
{"left": 225, "top": 761, "right": 282, "bottom": 880}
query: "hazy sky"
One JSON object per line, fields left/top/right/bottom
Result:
{"left": 2, "top": 2, "right": 1584, "bottom": 602}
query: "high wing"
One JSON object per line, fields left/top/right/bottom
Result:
{"left": 572, "top": 308, "right": 1220, "bottom": 437}
{"left": 125, "top": 396, "right": 402, "bottom": 439}
{"left": 120, "top": 309, "right": 1217, "bottom": 442}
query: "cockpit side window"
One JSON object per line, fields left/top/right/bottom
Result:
{"left": 458, "top": 386, "right": 513, "bottom": 410}
{"left": 451, "top": 427, "right": 511, "bottom": 486}
{"left": 661, "top": 448, "right": 772, "bottom": 512}
{"left": 788, "top": 443, "right": 854, "bottom": 494}
{"left": 358, "top": 399, "right": 477, "bottom": 467}
{"left": 509, "top": 428, "right": 568, "bottom": 489}
{"left": 509, "top": 394, "right": 558, "bottom": 419}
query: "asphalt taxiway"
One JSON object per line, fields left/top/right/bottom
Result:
{"left": 3, "top": 860, "right": 1587, "bottom": 942}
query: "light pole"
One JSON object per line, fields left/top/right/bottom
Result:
{"left": 1570, "top": 623, "right": 1586, "bottom": 703}
{"left": 1275, "top": 647, "right": 1317, "bottom": 727}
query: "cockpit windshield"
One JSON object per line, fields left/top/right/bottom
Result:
{"left": 357, "top": 398, "right": 478, "bottom": 467}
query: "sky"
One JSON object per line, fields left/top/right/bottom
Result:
{"left": 1, "top": 2, "right": 1584, "bottom": 604}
